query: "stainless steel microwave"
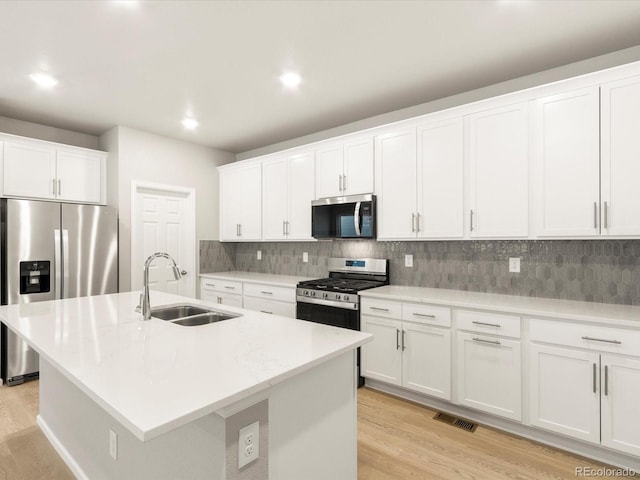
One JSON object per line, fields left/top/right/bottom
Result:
{"left": 311, "top": 194, "right": 376, "bottom": 239}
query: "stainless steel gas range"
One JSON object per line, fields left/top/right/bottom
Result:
{"left": 296, "top": 258, "right": 389, "bottom": 385}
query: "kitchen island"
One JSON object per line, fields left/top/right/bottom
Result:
{"left": 0, "top": 291, "right": 371, "bottom": 480}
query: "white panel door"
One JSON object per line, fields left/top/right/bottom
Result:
{"left": 468, "top": 102, "right": 529, "bottom": 238}
{"left": 343, "top": 136, "right": 374, "bottom": 195}
{"left": 601, "top": 355, "right": 640, "bottom": 456}
{"left": 535, "top": 87, "right": 600, "bottom": 236}
{"left": 56, "top": 150, "right": 103, "bottom": 204}
{"left": 219, "top": 167, "right": 243, "bottom": 241}
{"left": 529, "top": 344, "right": 600, "bottom": 443}
{"left": 402, "top": 323, "right": 451, "bottom": 400}
{"left": 417, "top": 118, "right": 464, "bottom": 238}
{"left": 601, "top": 76, "right": 640, "bottom": 236}
{"left": 238, "top": 162, "right": 262, "bottom": 241}
{"left": 456, "top": 332, "right": 522, "bottom": 421}
{"left": 375, "top": 128, "right": 417, "bottom": 239}
{"left": 262, "top": 157, "right": 288, "bottom": 240}
{"left": 315, "top": 144, "right": 343, "bottom": 199}
{"left": 361, "top": 315, "right": 402, "bottom": 385}
{"left": 3, "top": 141, "right": 56, "bottom": 199}
{"left": 133, "top": 188, "right": 193, "bottom": 297}
{"left": 287, "top": 151, "right": 315, "bottom": 240}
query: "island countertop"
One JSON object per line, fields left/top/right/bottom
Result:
{"left": 0, "top": 292, "right": 371, "bottom": 442}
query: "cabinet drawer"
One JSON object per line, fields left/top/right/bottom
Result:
{"left": 457, "top": 310, "right": 521, "bottom": 339}
{"left": 200, "top": 278, "right": 243, "bottom": 295}
{"left": 530, "top": 318, "right": 640, "bottom": 357}
{"left": 361, "top": 298, "right": 401, "bottom": 319}
{"left": 243, "top": 282, "right": 295, "bottom": 303}
{"left": 402, "top": 303, "right": 451, "bottom": 327}
{"left": 243, "top": 296, "right": 296, "bottom": 318}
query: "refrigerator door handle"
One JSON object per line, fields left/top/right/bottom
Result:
{"left": 62, "top": 229, "right": 70, "bottom": 299}
{"left": 54, "top": 229, "right": 62, "bottom": 300}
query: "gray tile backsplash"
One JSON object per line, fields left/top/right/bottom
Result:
{"left": 200, "top": 239, "right": 640, "bottom": 306}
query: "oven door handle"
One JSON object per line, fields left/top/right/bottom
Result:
{"left": 354, "top": 201, "right": 361, "bottom": 237}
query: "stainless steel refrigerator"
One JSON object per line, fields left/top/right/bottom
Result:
{"left": 1, "top": 199, "right": 118, "bottom": 385}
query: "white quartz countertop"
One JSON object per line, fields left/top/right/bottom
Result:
{"left": 360, "top": 286, "right": 640, "bottom": 328}
{"left": 200, "top": 271, "right": 315, "bottom": 287}
{"left": 0, "top": 292, "right": 370, "bottom": 441}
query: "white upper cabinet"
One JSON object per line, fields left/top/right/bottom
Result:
{"left": 263, "top": 151, "right": 315, "bottom": 241}
{"left": 315, "top": 136, "right": 373, "bottom": 198}
{"left": 417, "top": 118, "right": 464, "bottom": 238}
{"left": 219, "top": 161, "right": 262, "bottom": 241}
{"left": 375, "top": 128, "right": 418, "bottom": 239}
{"left": 534, "top": 87, "right": 600, "bottom": 237}
{"left": 600, "top": 75, "right": 640, "bottom": 236}
{"left": 2, "top": 137, "right": 106, "bottom": 204}
{"left": 467, "top": 102, "right": 529, "bottom": 238}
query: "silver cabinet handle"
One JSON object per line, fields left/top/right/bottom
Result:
{"left": 413, "top": 312, "right": 435, "bottom": 318}
{"left": 58, "top": 179, "right": 61, "bottom": 196}
{"left": 52, "top": 178, "right": 57, "bottom": 195}
{"left": 343, "top": 175, "right": 347, "bottom": 192}
{"left": 236, "top": 224, "right": 240, "bottom": 236}
{"left": 581, "top": 336, "right": 621, "bottom": 345}
{"left": 411, "top": 213, "right": 416, "bottom": 233}
{"left": 472, "top": 321, "right": 501, "bottom": 328}
{"left": 604, "top": 365, "right": 609, "bottom": 396}
{"left": 260, "top": 291, "right": 273, "bottom": 295}
{"left": 261, "top": 310, "right": 273, "bottom": 314}
{"left": 286, "top": 221, "right": 290, "bottom": 235}
{"left": 224, "top": 286, "right": 236, "bottom": 290}
{"left": 594, "top": 202, "right": 598, "bottom": 229}
{"left": 604, "top": 201, "right": 608, "bottom": 229}
{"left": 402, "top": 330, "right": 406, "bottom": 351}
{"left": 339, "top": 174, "right": 343, "bottom": 192}
{"left": 239, "top": 224, "right": 242, "bottom": 236}
{"left": 416, "top": 212, "right": 421, "bottom": 233}
{"left": 593, "top": 363, "right": 597, "bottom": 393}
{"left": 472, "top": 337, "right": 501, "bottom": 345}
{"left": 217, "top": 297, "right": 222, "bottom": 304}
{"left": 470, "top": 210, "right": 474, "bottom": 232}
{"left": 396, "top": 329, "right": 400, "bottom": 350}
{"left": 370, "top": 306, "right": 389, "bottom": 312}
{"left": 205, "top": 283, "right": 216, "bottom": 288}
{"left": 283, "top": 220, "right": 286, "bottom": 235}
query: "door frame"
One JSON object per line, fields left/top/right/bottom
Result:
{"left": 130, "top": 181, "right": 196, "bottom": 297}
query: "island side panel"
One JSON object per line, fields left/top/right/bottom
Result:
{"left": 268, "top": 350, "right": 357, "bottom": 480}
{"left": 37, "top": 360, "right": 227, "bottom": 480}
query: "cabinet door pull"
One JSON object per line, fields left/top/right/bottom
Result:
{"left": 370, "top": 306, "right": 389, "bottom": 312}
{"left": 286, "top": 221, "right": 290, "bottom": 235}
{"left": 472, "top": 337, "right": 501, "bottom": 345}
{"left": 472, "top": 321, "right": 501, "bottom": 328}
{"left": 260, "top": 291, "right": 273, "bottom": 295}
{"left": 224, "top": 286, "right": 236, "bottom": 290}
{"left": 205, "top": 283, "right": 215, "bottom": 288}
{"left": 343, "top": 175, "right": 347, "bottom": 192}
{"left": 58, "top": 179, "right": 61, "bottom": 195}
{"left": 396, "top": 329, "right": 400, "bottom": 350}
{"left": 402, "top": 330, "right": 406, "bottom": 351}
{"left": 339, "top": 174, "right": 343, "bottom": 192}
{"left": 283, "top": 220, "right": 286, "bottom": 235}
{"left": 261, "top": 310, "right": 273, "bottom": 315}
{"left": 413, "top": 312, "right": 435, "bottom": 318}
{"left": 217, "top": 297, "right": 222, "bottom": 304}
{"left": 593, "top": 362, "right": 597, "bottom": 393}
{"left": 52, "top": 178, "right": 57, "bottom": 195}
{"left": 470, "top": 210, "right": 474, "bottom": 232}
{"left": 416, "top": 213, "right": 421, "bottom": 233}
{"left": 604, "top": 201, "right": 608, "bottom": 229}
{"left": 239, "top": 224, "right": 242, "bottom": 236}
{"left": 236, "top": 224, "right": 240, "bottom": 236}
{"left": 594, "top": 202, "right": 598, "bottom": 229}
{"left": 411, "top": 213, "right": 416, "bottom": 233}
{"left": 604, "top": 365, "right": 609, "bottom": 396}
{"left": 581, "top": 336, "right": 622, "bottom": 345}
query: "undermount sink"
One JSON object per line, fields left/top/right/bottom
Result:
{"left": 150, "top": 304, "right": 240, "bottom": 326}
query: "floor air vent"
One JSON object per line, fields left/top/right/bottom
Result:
{"left": 433, "top": 412, "right": 478, "bottom": 432}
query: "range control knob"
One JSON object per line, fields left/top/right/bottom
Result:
{"left": 311, "top": 291, "right": 316, "bottom": 297}
{"left": 323, "top": 293, "right": 328, "bottom": 299}
{"left": 336, "top": 294, "right": 341, "bottom": 301}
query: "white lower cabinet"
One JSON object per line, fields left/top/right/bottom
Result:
{"left": 200, "top": 278, "right": 243, "bottom": 308}
{"left": 242, "top": 282, "right": 297, "bottom": 318}
{"left": 361, "top": 300, "right": 451, "bottom": 400}
{"left": 456, "top": 331, "right": 522, "bottom": 421}
{"left": 530, "top": 336, "right": 640, "bottom": 456}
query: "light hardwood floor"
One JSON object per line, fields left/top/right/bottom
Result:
{"left": 0, "top": 381, "right": 627, "bottom": 479}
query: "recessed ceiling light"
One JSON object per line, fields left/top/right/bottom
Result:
{"left": 30, "top": 73, "right": 58, "bottom": 89}
{"left": 280, "top": 72, "right": 302, "bottom": 89}
{"left": 182, "top": 117, "right": 199, "bottom": 130}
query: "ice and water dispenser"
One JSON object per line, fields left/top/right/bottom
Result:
{"left": 19, "top": 261, "right": 51, "bottom": 294}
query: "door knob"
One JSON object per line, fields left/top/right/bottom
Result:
{"left": 181, "top": 270, "right": 188, "bottom": 276}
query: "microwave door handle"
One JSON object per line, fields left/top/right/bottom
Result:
{"left": 354, "top": 201, "right": 361, "bottom": 236}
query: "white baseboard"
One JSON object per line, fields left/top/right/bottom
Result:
{"left": 365, "top": 379, "right": 640, "bottom": 473}
{"left": 37, "top": 415, "right": 89, "bottom": 480}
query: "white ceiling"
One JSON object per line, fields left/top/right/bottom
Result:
{"left": 2, "top": 1, "right": 640, "bottom": 154}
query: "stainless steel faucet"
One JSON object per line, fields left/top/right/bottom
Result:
{"left": 136, "top": 252, "right": 183, "bottom": 320}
